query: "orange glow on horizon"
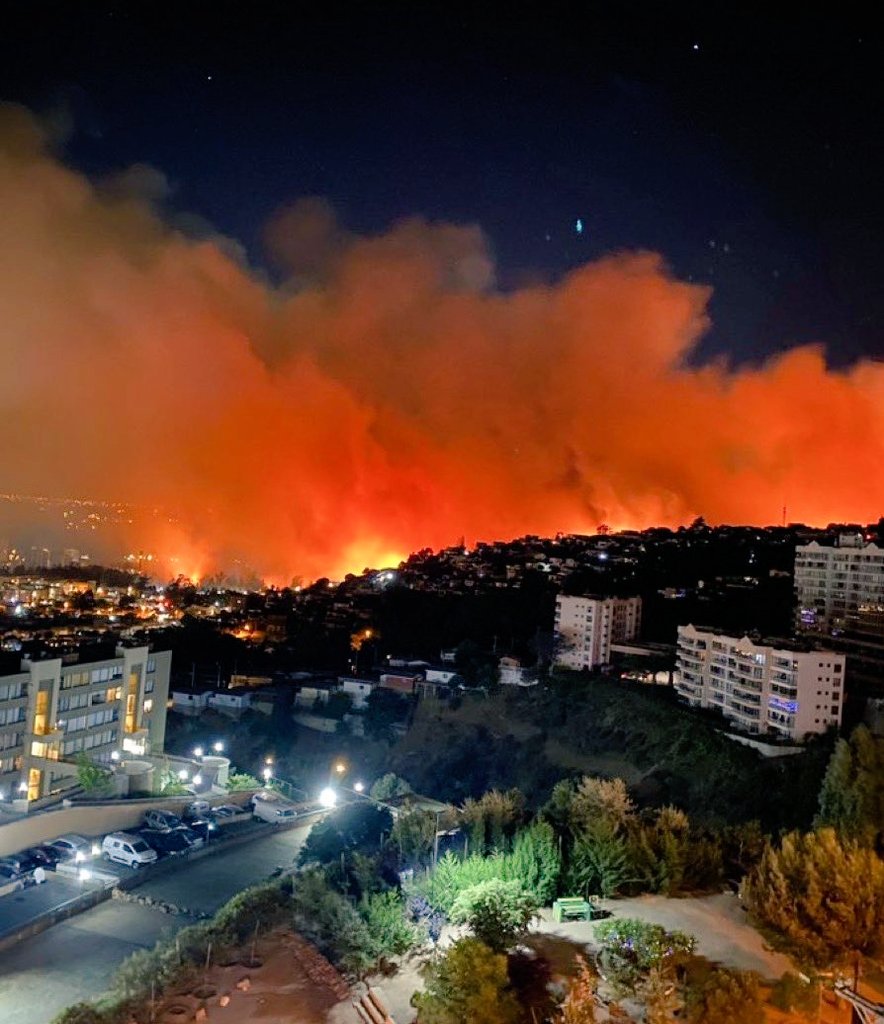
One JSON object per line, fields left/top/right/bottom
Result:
{"left": 3, "top": 105, "right": 884, "bottom": 585}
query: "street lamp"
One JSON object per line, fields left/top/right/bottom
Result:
{"left": 213, "top": 741, "right": 224, "bottom": 753}
{"left": 334, "top": 762, "right": 346, "bottom": 775}
{"left": 110, "top": 750, "right": 120, "bottom": 762}
{"left": 192, "top": 774, "right": 203, "bottom": 786}
{"left": 354, "top": 781, "right": 365, "bottom": 793}
{"left": 319, "top": 787, "right": 338, "bottom": 809}
{"left": 193, "top": 746, "right": 204, "bottom": 758}
{"left": 178, "top": 769, "right": 189, "bottom": 781}
{"left": 262, "top": 767, "right": 272, "bottom": 782}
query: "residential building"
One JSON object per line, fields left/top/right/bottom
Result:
{"left": 554, "top": 595, "right": 641, "bottom": 670}
{"left": 795, "top": 534, "right": 884, "bottom": 633}
{"left": 795, "top": 535, "right": 884, "bottom": 699}
{"left": 339, "top": 676, "right": 377, "bottom": 710}
{"left": 0, "top": 645, "right": 171, "bottom": 803}
{"left": 675, "top": 624, "right": 844, "bottom": 741}
{"left": 498, "top": 656, "right": 537, "bottom": 687}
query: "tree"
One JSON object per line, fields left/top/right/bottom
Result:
{"left": 298, "top": 803, "right": 393, "bottom": 866}
{"left": 75, "top": 754, "right": 112, "bottom": 796}
{"left": 686, "top": 968, "right": 762, "bottom": 1024}
{"left": 370, "top": 772, "right": 413, "bottom": 801}
{"left": 390, "top": 807, "right": 438, "bottom": 865}
{"left": 459, "top": 789, "right": 526, "bottom": 854}
{"left": 741, "top": 828, "right": 884, "bottom": 965}
{"left": 412, "top": 937, "right": 523, "bottom": 1024}
{"left": 449, "top": 878, "right": 539, "bottom": 952}
{"left": 815, "top": 724, "right": 884, "bottom": 846}
{"left": 567, "top": 828, "right": 631, "bottom": 898}
{"left": 506, "top": 821, "right": 561, "bottom": 904}
{"left": 569, "top": 777, "right": 635, "bottom": 835}
{"left": 554, "top": 956, "right": 597, "bottom": 1023}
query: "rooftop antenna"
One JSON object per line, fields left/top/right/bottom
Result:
{"left": 782, "top": 504, "right": 787, "bottom": 528}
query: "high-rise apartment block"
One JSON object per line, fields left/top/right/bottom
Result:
{"left": 554, "top": 594, "right": 641, "bottom": 669}
{"left": 0, "top": 645, "right": 170, "bottom": 803}
{"left": 795, "top": 534, "right": 884, "bottom": 633}
{"left": 675, "top": 624, "right": 844, "bottom": 741}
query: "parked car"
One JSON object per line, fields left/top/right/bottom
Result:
{"left": 249, "top": 790, "right": 280, "bottom": 809}
{"left": 252, "top": 800, "right": 298, "bottom": 825}
{"left": 172, "top": 826, "right": 204, "bottom": 849}
{"left": 25, "top": 845, "right": 62, "bottom": 870}
{"left": 183, "top": 800, "right": 211, "bottom": 820}
{"left": 47, "top": 834, "right": 91, "bottom": 861}
{"left": 102, "top": 833, "right": 158, "bottom": 869}
{"left": 0, "top": 863, "right": 24, "bottom": 885}
{"left": 139, "top": 828, "right": 190, "bottom": 857}
{"left": 0, "top": 852, "right": 40, "bottom": 875}
{"left": 185, "top": 818, "right": 217, "bottom": 842}
{"left": 143, "top": 809, "right": 182, "bottom": 831}
{"left": 209, "top": 803, "right": 244, "bottom": 818}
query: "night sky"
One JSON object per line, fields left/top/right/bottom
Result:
{"left": 3, "top": 3, "right": 882, "bottom": 368}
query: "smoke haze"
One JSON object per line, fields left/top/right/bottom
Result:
{"left": 1, "top": 104, "right": 882, "bottom": 582}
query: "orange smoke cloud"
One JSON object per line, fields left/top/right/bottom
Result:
{"left": 1, "top": 104, "right": 882, "bottom": 583}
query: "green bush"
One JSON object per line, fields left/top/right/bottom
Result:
{"left": 227, "top": 770, "right": 261, "bottom": 791}
{"left": 686, "top": 968, "right": 763, "bottom": 1024}
{"left": 213, "top": 881, "right": 289, "bottom": 943}
{"left": 359, "top": 890, "right": 421, "bottom": 958}
{"left": 770, "top": 972, "right": 819, "bottom": 1017}
{"left": 412, "top": 937, "right": 523, "bottom": 1024}
{"left": 449, "top": 878, "right": 538, "bottom": 952}
{"left": 594, "top": 918, "right": 695, "bottom": 994}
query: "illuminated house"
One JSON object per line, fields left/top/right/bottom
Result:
{"left": 675, "top": 624, "right": 843, "bottom": 741}
{"left": 554, "top": 594, "right": 641, "bottom": 669}
{"left": 0, "top": 646, "right": 170, "bottom": 804}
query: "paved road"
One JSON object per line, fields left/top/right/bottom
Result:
{"left": 0, "top": 821, "right": 314, "bottom": 1024}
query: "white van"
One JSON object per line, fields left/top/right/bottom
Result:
{"left": 102, "top": 832, "right": 158, "bottom": 868}
{"left": 252, "top": 801, "right": 298, "bottom": 825}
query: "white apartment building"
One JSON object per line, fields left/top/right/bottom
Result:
{"left": 795, "top": 534, "right": 884, "bottom": 633}
{"left": 554, "top": 595, "right": 642, "bottom": 670}
{"left": 675, "top": 624, "right": 844, "bottom": 741}
{"left": 0, "top": 645, "right": 170, "bottom": 804}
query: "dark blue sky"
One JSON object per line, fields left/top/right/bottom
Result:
{"left": 3, "top": 3, "right": 882, "bottom": 367}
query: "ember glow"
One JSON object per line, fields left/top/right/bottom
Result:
{"left": 2, "top": 105, "right": 884, "bottom": 582}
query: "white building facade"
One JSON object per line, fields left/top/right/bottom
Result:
{"left": 795, "top": 535, "right": 884, "bottom": 633}
{"left": 675, "top": 624, "right": 844, "bottom": 740}
{"left": 0, "top": 645, "right": 170, "bottom": 803}
{"left": 554, "top": 595, "right": 642, "bottom": 670}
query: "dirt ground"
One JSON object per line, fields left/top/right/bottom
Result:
{"left": 152, "top": 929, "right": 358, "bottom": 1024}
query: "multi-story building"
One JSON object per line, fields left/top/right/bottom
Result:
{"left": 795, "top": 534, "right": 884, "bottom": 632}
{"left": 0, "top": 645, "right": 170, "bottom": 804}
{"left": 675, "top": 624, "right": 844, "bottom": 741}
{"left": 795, "top": 534, "right": 884, "bottom": 701}
{"left": 554, "top": 595, "right": 642, "bottom": 670}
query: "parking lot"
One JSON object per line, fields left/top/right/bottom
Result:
{"left": 0, "top": 816, "right": 317, "bottom": 1024}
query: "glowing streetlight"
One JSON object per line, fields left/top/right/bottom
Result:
{"left": 18, "top": 782, "right": 27, "bottom": 793}
{"left": 334, "top": 762, "right": 346, "bottom": 775}
{"left": 91, "top": 843, "right": 101, "bottom": 857}
{"left": 192, "top": 774, "right": 203, "bottom": 786}
{"left": 264, "top": 756, "right": 273, "bottom": 766}
{"left": 354, "top": 781, "right": 365, "bottom": 793}
{"left": 262, "top": 767, "right": 272, "bottom": 781}
{"left": 319, "top": 787, "right": 338, "bottom": 809}
{"left": 193, "top": 746, "right": 204, "bottom": 758}
{"left": 213, "top": 741, "right": 224, "bottom": 753}
{"left": 178, "top": 769, "right": 189, "bottom": 781}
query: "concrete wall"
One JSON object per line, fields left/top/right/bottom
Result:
{"left": 0, "top": 792, "right": 254, "bottom": 857}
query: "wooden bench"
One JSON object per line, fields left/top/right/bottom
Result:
{"left": 553, "top": 897, "right": 592, "bottom": 922}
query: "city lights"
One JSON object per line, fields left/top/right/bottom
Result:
{"left": 193, "top": 746, "right": 204, "bottom": 758}
{"left": 213, "top": 741, "right": 224, "bottom": 753}
{"left": 354, "top": 781, "right": 365, "bottom": 793}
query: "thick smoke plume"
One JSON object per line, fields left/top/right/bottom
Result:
{"left": 1, "top": 105, "right": 882, "bottom": 582}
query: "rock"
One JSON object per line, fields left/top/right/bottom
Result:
{"left": 218, "top": 995, "right": 230, "bottom": 1007}
{"left": 195, "top": 1009, "right": 208, "bottom": 1021}
{"left": 236, "top": 978, "right": 251, "bottom": 992}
